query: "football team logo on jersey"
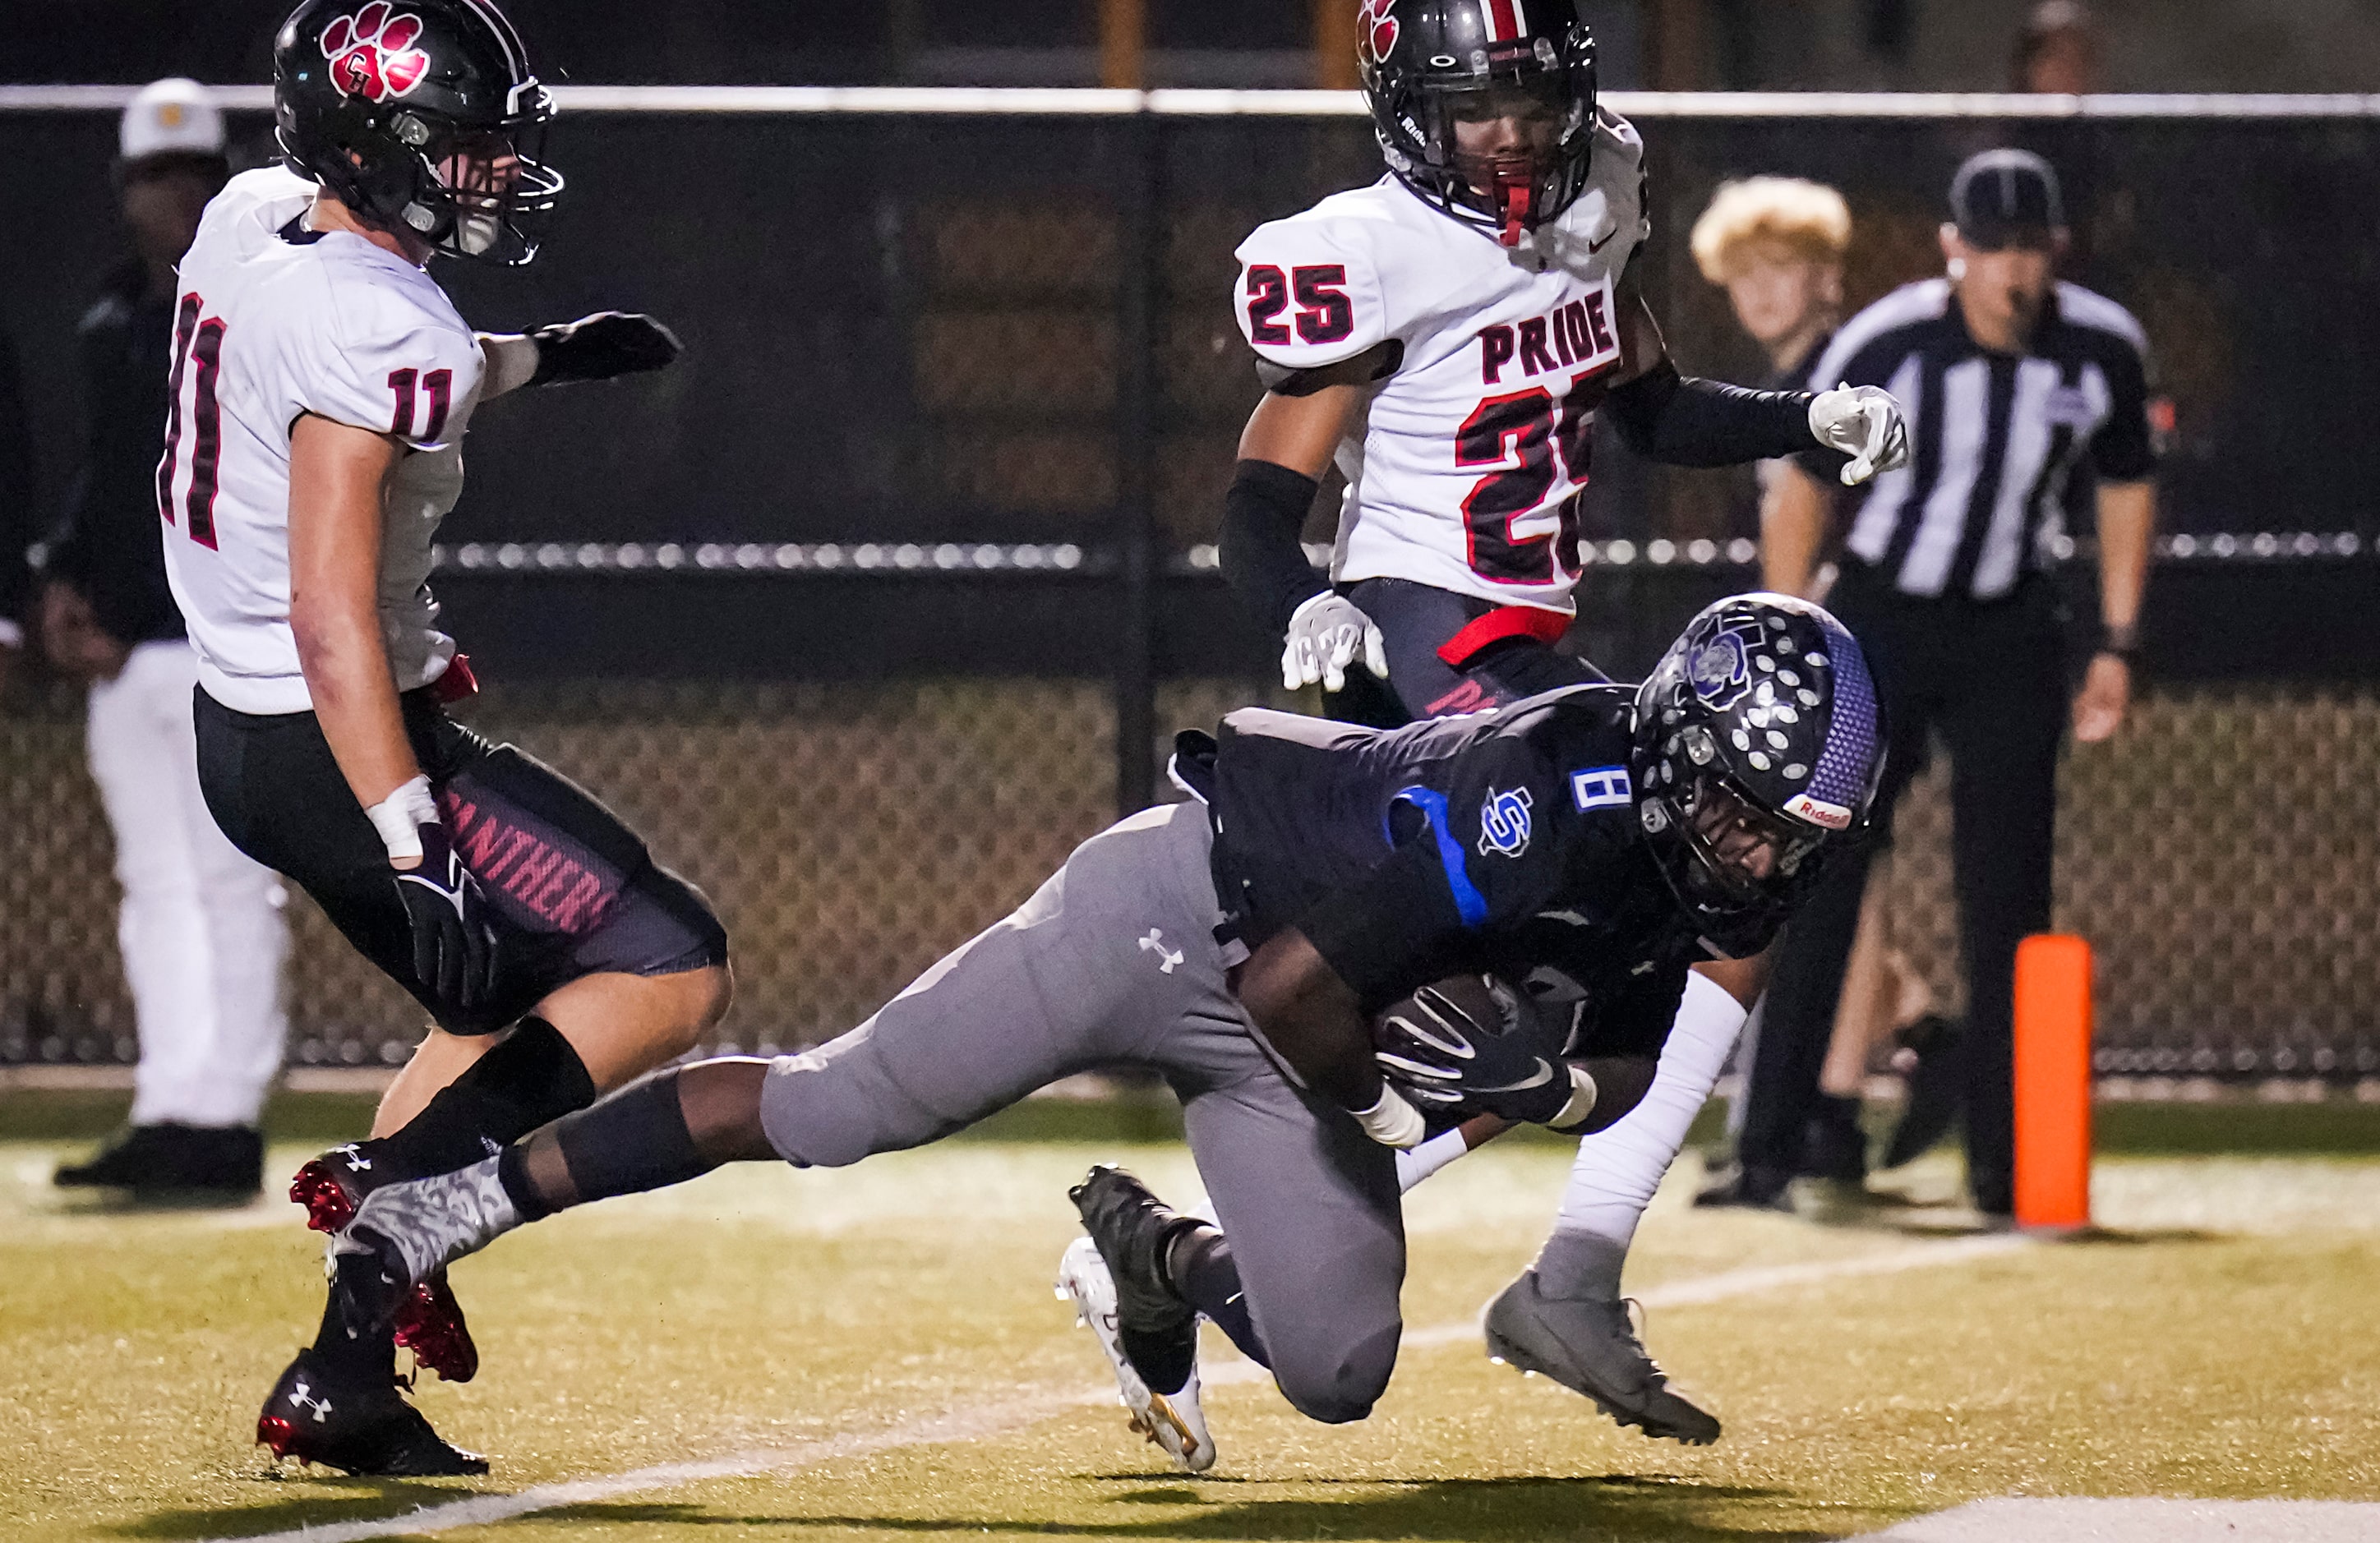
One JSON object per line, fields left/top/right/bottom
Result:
{"left": 1358, "top": 0, "right": 1400, "bottom": 66}
{"left": 321, "top": 3, "right": 431, "bottom": 104}
{"left": 1478, "top": 785, "right": 1534, "bottom": 858}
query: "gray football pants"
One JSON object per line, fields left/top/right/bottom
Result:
{"left": 759, "top": 801, "right": 1404, "bottom": 1423}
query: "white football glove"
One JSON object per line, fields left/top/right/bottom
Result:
{"left": 1281, "top": 592, "right": 1390, "bottom": 694}
{"left": 1809, "top": 382, "right": 1912, "bottom": 487}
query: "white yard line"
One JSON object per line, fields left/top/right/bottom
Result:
{"left": 204, "top": 1232, "right": 2028, "bottom": 1543}
{"left": 1865, "top": 1496, "right": 2380, "bottom": 1541}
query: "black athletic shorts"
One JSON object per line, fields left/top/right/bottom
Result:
{"left": 195, "top": 686, "right": 729, "bottom": 1035}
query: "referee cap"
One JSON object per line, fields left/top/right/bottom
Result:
{"left": 119, "top": 78, "right": 225, "bottom": 164}
{"left": 1949, "top": 148, "right": 2064, "bottom": 248}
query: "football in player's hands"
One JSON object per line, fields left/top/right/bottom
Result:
{"left": 528, "top": 311, "right": 683, "bottom": 386}
{"left": 1372, "top": 972, "right": 1593, "bottom": 1130}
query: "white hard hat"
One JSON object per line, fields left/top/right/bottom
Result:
{"left": 119, "top": 78, "right": 225, "bottom": 163}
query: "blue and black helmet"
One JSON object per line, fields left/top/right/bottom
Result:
{"left": 1631, "top": 594, "right": 1886, "bottom": 954}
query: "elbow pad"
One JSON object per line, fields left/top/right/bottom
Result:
{"left": 1220, "top": 459, "right": 1327, "bottom": 638}
{"left": 1604, "top": 360, "right": 1825, "bottom": 469}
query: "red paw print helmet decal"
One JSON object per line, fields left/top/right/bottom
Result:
{"left": 321, "top": 2, "right": 431, "bottom": 104}
{"left": 1358, "top": 0, "right": 1400, "bottom": 66}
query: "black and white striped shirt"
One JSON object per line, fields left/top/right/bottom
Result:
{"left": 1798, "top": 279, "right": 2155, "bottom": 601}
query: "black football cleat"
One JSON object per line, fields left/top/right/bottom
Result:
{"left": 1880, "top": 1015, "right": 1964, "bottom": 1171}
{"left": 1067, "top": 1164, "right": 1200, "bottom": 1399}
{"left": 55, "top": 1124, "right": 263, "bottom": 1198}
{"left": 1692, "top": 1163, "right": 1795, "bottom": 1211}
{"left": 256, "top": 1347, "right": 487, "bottom": 1476}
{"left": 289, "top": 1145, "right": 479, "bottom": 1384}
{"left": 1801, "top": 1094, "right": 1870, "bottom": 1185}
{"left": 1484, "top": 1274, "right": 1722, "bottom": 1445}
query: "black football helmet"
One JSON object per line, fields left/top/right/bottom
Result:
{"left": 1632, "top": 596, "right": 1886, "bottom": 956}
{"left": 273, "top": 0, "right": 561, "bottom": 265}
{"left": 1357, "top": 0, "right": 1599, "bottom": 247}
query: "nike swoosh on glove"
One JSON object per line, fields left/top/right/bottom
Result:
{"left": 1375, "top": 975, "right": 1587, "bottom": 1128}
{"left": 1282, "top": 592, "right": 1390, "bottom": 693}
{"left": 394, "top": 822, "right": 500, "bottom": 1020}
{"left": 528, "top": 312, "right": 684, "bottom": 386}
{"left": 1809, "top": 382, "right": 1912, "bottom": 487}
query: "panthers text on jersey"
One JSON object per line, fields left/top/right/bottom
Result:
{"left": 158, "top": 166, "right": 485, "bottom": 716}
{"left": 1233, "top": 112, "right": 1650, "bottom": 615}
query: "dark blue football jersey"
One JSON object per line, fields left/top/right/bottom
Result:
{"left": 1181, "top": 684, "right": 1737, "bottom": 1060}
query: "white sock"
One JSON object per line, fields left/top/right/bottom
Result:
{"left": 1537, "top": 973, "right": 1750, "bottom": 1300}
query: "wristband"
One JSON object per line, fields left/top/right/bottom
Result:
{"left": 1352, "top": 1084, "right": 1428, "bottom": 1149}
{"left": 365, "top": 775, "right": 438, "bottom": 864}
{"left": 1546, "top": 1064, "right": 1600, "bottom": 1132}
{"left": 2097, "top": 620, "right": 2141, "bottom": 662}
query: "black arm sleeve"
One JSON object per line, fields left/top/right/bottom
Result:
{"left": 1220, "top": 458, "right": 1328, "bottom": 638}
{"left": 1605, "top": 358, "right": 1832, "bottom": 470}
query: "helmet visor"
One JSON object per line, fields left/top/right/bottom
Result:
{"left": 1677, "top": 778, "right": 1832, "bottom": 906}
{"left": 425, "top": 114, "right": 560, "bottom": 263}
{"left": 1419, "top": 75, "right": 1587, "bottom": 241}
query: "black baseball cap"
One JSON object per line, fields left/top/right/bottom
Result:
{"left": 1949, "top": 149, "right": 2065, "bottom": 249}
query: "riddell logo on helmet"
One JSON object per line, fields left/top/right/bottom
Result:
{"left": 1785, "top": 792, "right": 1854, "bottom": 831}
{"left": 1358, "top": 0, "right": 1399, "bottom": 64}
{"left": 322, "top": 3, "right": 431, "bottom": 103}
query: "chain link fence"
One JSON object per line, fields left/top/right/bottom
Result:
{"left": 3, "top": 674, "right": 2376, "bottom": 1079}
{"left": 2, "top": 91, "right": 2377, "bottom": 1080}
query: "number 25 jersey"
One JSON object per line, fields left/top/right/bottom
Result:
{"left": 1233, "top": 111, "right": 1649, "bottom": 616}
{"left": 159, "top": 167, "right": 486, "bottom": 716}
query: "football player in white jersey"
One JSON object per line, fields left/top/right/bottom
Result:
{"left": 164, "top": 0, "right": 731, "bottom": 1476}
{"left": 1128, "top": 0, "right": 1913, "bottom": 1451}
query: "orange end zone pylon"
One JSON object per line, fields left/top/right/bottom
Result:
{"left": 2013, "top": 933, "right": 2094, "bottom": 1232}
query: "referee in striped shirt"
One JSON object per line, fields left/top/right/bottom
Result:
{"left": 1722, "top": 148, "right": 2156, "bottom": 1219}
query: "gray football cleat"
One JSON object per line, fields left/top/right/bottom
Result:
{"left": 1483, "top": 1269, "right": 1722, "bottom": 1445}
{"left": 1055, "top": 1235, "right": 1216, "bottom": 1474}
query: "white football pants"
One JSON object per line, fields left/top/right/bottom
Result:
{"left": 87, "top": 640, "right": 290, "bottom": 1127}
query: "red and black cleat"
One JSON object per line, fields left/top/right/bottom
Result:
{"left": 289, "top": 1146, "right": 373, "bottom": 1234}
{"left": 256, "top": 1347, "right": 488, "bottom": 1476}
{"left": 394, "top": 1272, "right": 479, "bottom": 1384}
{"left": 292, "top": 1147, "right": 480, "bottom": 1384}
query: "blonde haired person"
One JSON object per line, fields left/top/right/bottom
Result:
{"left": 1690, "top": 176, "right": 1940, "bottom": 1205}
{"left": 1690, "top": 177, "right": 1851, "bottom": 383}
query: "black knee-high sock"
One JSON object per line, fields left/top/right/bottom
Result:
{"left": 363, "top": 1017, "right": 598, "bottom": 1182}
{"left": 1166, "top": 1223, "right": 1268, "bottom": 1370}
{"left": 494, "top": 1062, "right": 766, "bottom": 1219}
{"left": 312, "top": 1018, "right": 595, "bottom": 1379}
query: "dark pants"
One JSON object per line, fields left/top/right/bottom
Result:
{"left": 195, "top": 687, "right": 728, "bottom": 1035}
{"left": 1740, "top": 571, "right": 2067, "bottom": 1213}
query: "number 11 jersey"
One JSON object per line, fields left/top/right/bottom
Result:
{"left": 159, "top": 166, "right": 486, "bottom": 716}
{"left": 1233, "top": 111, "right": 1649, "bottom": 616}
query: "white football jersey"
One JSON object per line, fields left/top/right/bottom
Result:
{"left": 1234, "top": 112, "right": 1650, "bottom": 615}
{"left": 159, "top": 166, "right": 485, "bottom": 716}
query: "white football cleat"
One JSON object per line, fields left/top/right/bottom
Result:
{"left": 1055, "top": 1235, "right": 1215, "bottom": 1473}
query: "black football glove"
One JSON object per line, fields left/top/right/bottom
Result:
{"left": 1374, "top": 975, "right": 1585, "bottom": 1129}
{"left": 526, "top": 311, "right": 683, "bottom": 386}
{"left": 394, "top": 822, "right": 500, "bottom": 1020}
